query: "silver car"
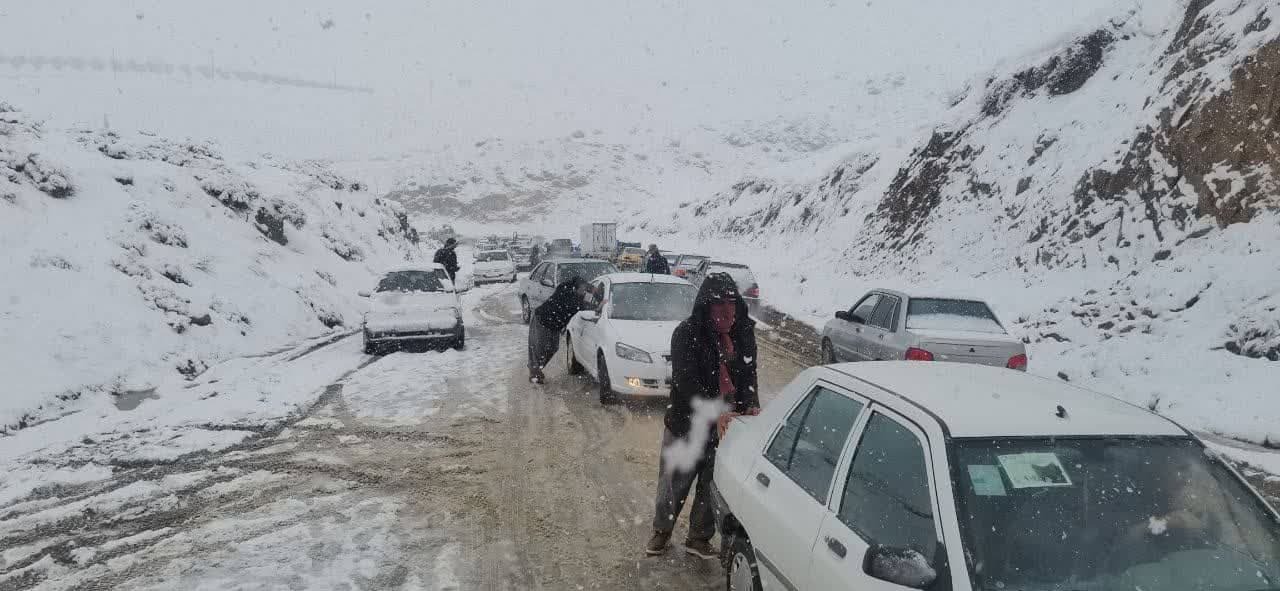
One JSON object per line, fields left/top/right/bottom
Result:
{"left": 821, "top": 289, "right": 1027, "bottom": 370}
{"left": 519, "top": 258, "right": 618, "bottom": 323}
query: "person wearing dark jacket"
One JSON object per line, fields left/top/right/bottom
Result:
{"left": 528, "top": 277, "right": 590, "bottom": 384}
{"left": 646, "top": 273, "right": 759, "bottom": 559}
{"left": 643, "top": 244, "right": 670, "bottom": 275}
{"left": 433, "top": 238, "right": 461, "bottom": 283}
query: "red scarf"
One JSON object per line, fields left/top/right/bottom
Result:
{"left": 710, "top": 301, "right": 737, "bottom": 399}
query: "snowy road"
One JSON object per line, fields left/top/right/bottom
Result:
{"left": 0, "top": 283, "right": 803, "bottom": 590}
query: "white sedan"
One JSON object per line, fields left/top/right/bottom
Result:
{"left": 564, "top": 273, "right": 696, "bottom": 403}
{"left": 471, "top": 249, "right": 517, "bottom": 284}
{"left": 359, "top": 263, "right": 465, "bottom": 353}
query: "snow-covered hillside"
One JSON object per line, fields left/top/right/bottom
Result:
{"left": 0, "top": 102, "right": 423, "bottom": 436}
{"left": 658, "top": 1, "right": 1280, "bottom": 445}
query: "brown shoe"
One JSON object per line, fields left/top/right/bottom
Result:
{"left": 685, "top": 538, "right": 716, "bottom": 560}
{"left": 645, "top": 530, "right": 671, "bottom": 556}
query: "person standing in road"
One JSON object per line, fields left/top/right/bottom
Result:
{"left": 528, "top": 276, "right": 590, "bottom": 384}
{"left": 643, "top": 244, "right": 670, "bottom": 274}
{"left": 433, "top": 238, "right": 461, "bottom": 284}
{"left": 646, "top": 273, "right": 759, "bottom": 559}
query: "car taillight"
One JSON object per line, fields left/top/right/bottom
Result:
{"left": 905, "top": 347, "right": 934, "bottom": 361}
{"left": 744, "top": 285, "right": 760, "bottom": 298}
{"left": 1007, "top": 353, "right": 1028, "bottom": 371}
{"left": 674, "top": 269, "right": 686, "bottom": 277}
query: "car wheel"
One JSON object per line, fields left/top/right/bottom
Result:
{"left": 726, "top": 534, "right": 762, "bottom": 591}
{"left": 521, "top": 296, "right": 531, "bottom": 324}
{"left": 597, "top": 352, "right": 616, "bottom": 404}
{"left": 821, "top": 338, "right": 837, "bottom": 364}
{"left": 565, "top": 335, "right": 584, "bottom": 375}
{"left": 509, "top": 274, "right": 517, "bottom": 283}
{"left": 452, "top": 334, "right": 465, "bottom": 351}
{"left": 363, "top": 336, "right": 377, "bottom": 356}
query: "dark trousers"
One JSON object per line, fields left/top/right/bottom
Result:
{"left": 652, "top": 428, "right": 716, "bottom": 542}
{"left": 527, "top": 317, "right": 561, "bottom": 373}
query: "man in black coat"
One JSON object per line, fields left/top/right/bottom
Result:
{"left": 643, "top": 244, "right": 670, "bottom": 274}
{"left": 433, "top": 238, "right": 461, "bottom": 284}
{"left": 646, "top": 273, "right": 759, "bottom": 559}
{"left": 527, "top": 277, "right": 590, "bottom": 384}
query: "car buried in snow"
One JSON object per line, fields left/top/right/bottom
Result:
{"left": 564, "top": 273, "right": 696, "bottom": 403}
{"left": 712, "top": 362, "right": 1280, "bottom": 591}
{"left": 472, "top": 249, "right": 517, "bottom": 284}
{"left": 359, "top": 263, "right": 465, "bottom": 353}
{"left": 821, "top": 289, "right": 1027, "bottom": 370}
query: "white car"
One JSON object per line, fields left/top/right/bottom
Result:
{"left": 564, "top": 273, "right": 696, "bottom": 403}
{"left": 472, "top": 249, "right": 517, "bottom": 284}
{"left": 713, "top": 362, "right": 1280, "bottom": 591}
{"left": 359, "top": 264, "right": 464, "bottom": 353}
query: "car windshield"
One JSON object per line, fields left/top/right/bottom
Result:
{"left": 556, "top": 262, "right": 617, "bottom": 283}
{"left": 677, "top": 256, "right": 707, "bottom": 269}
{"left": 906, "top": 298, "right": 1003, "bottom": 333}
{"left": 953, "top": 436, "right": 1280, "bottom": 591}
{"left": 609, "top": 283, "right": 697, "bottom": 321}
{"left": 476, "top": 251, "right": 509, "bottom": 262}
{"left": 375, "top": 270, "right": 450, "bottom": 293}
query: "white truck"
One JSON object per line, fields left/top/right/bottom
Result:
{"left": 579, "top": 222, "right": 617, "bottom": 260}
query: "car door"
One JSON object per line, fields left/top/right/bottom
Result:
{"left": 833, "top": 294, "right": 881, "bottom": 361}
{"left": 864, "top": 295, "right": 902, "bottom": 361}
{"left": 739, "top": 383, "right": 868, "bottom": 590}
{"left": 807, "top": 408, "right": 949, "bottom": 590}
{"left": 526, "top": 263, "right": 547, "bottom": 301}
{"left": 575, "top": 280, "right": 608, "bottom": 375}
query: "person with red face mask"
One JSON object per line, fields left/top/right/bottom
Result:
{"left": 646, "top": 272, "right": 760, "bottom": 559}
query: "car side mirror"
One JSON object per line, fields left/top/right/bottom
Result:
{"left": 358, "top": 290, "right": 371, "bottom": 298}
{"left": 863, "top": 545, "right": 937, "bottom": 589}
{"left": 835, "top": 310, "right": 850, "bottom": 321}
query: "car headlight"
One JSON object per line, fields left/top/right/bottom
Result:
{"left": 616, "top": 343, "right": 652, "bottom": 363}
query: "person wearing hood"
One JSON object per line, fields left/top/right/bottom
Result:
{"left": 643, "top": 244, "right": 670, "bottom": 275}
{"left": 527, "top": 276, "right": 590, "bottom": 384}
{"left": 433, "top": 238, "right": 461, "bottom": 284}
{"left": 646, "top": 272, "right": 759, "bottom": 559}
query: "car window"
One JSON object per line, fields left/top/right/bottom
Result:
{"left": 529, "top": 263, "right": 546, "bottom": 283}
{"left": 839, "top": 412, "right": 936, "bottom": 561}
{"left": 765, "top": 386, "right": 864, "bottom": 503}
{"left": 375, "top": 270, "right": 449, "bottom": 293}
{"left": 850, "top": 294, "right": 881, "bottom": 322}
{"left": 557, "top": 261, "right": 617, "bottom": 284}
{"left": 542, "top": 264, "right": 557, "bottom": 286}
{"left": 906, "top": 298, "right": 1005, "bottom": 334}
{"left": 869, "top": 296, "right": 899, "bottom": 331}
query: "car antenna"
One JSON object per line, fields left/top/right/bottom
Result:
{"left": 1055, "top": 404, "right": 1068, "bottom": 419}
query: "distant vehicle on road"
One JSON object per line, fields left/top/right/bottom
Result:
{"left": 565, "top": 273, "right": 696, "bottom": 403}
{"left": 661, "top": 251, "right": 679, "bottom": 268}
{"left": 687, "top": 260, "right": 760, "bottom": 316}
{"left": 821, "top": 289, "right": 1026, "bottom": 370}
{"left": 617, "top": 246, "right": 646, "bottom": 270}
{"left": 472, "top": 249, "right": 517, "bottom": 284}
{"left": 713, "top": 362, "right": 1280, "bottom": 591}
{"left": 579, "top": 222, "right": 618, "bottom": 259}
{"left": 671, "top": 254, "right": 708, "bottom": 278}
{"left": 518, "top": 258, "right": 618, "bottom": 323}
{"left": 359, "top": 263, "right": 465, "bottom": 353}
{"left": 547, "top": 238, "right": 575, "bottom": 258}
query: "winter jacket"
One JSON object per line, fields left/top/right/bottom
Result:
{"left": 644, "top": 251, "right": 671, "bottom": 274}
{"left": 433, "top": 245, "right": 460, "bottom": 278}
{"left": 535, "top": 279, "right": 585, "bottom": 332}
{"left": 664, "top": 274, "right": 758, "bottom": 439}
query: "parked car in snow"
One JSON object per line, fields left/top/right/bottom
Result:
{"left": 687, "top": 260, "right": 761, "bottom": 317}
{"left": 359, "top": 264, "right": 464, "bottom": 353}
{"left": 617, "top": 246, "right": 647, "bottom": 270}
{"left": 821, "top": 289, "right": 1027, "bottom": 370}
{"left": 519, "top": 258, "right": 618, "bottom": 323}
{"left": 671, "top": 254, "right": 708, "bottom": 279}
{"left": 547, "top": 238, "right": 575, "bottom": 258}
{"left": 472, "top": 249, "right": 517, "bottom": 284}
{"left": 662, "top": 251, "right": 679, "bottom": 268}
{"left": 564, "top": 273, "right": 696, "bottom": 403}
{"left": 712, "top": 361, "right": 1280, "bottom": 591}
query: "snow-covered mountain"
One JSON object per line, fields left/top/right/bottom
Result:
{"left": 0, "top": 103, "right": 423, "bottom": 434}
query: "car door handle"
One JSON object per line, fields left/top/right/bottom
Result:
{"left": 825, "top": 537, "right": 847, "bottom": 559}
{"left": 755, "top": 473, "right": 770, "bottom": 488}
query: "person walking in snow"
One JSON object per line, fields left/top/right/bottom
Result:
{"left": 433, "top": 238, "right": 461, "bottom": 284}
{"left": 527, "top": 276, "right": 591, "bottom": 384}
{"left": 646, "top": 273, "right": 759, "bottom": 559}
{"left": 643, "top": 244, "right": 670, "bottom": 275}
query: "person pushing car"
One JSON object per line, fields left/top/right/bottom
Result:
{"left": 646, "top": 272, "right": 760, "bottom": 559}
{"left": 527, "top": 276, "right": 590, "bottom": 384}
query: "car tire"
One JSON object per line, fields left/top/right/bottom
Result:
{"left": 521, "top": 296, "right": 531, "bottom": 324}
{"left": 565, "top": 335, "right": 584, "bottom": 375}
{"left": 597, "top": 352, "right": 616, "bottom": 404}
{"left": 363, "top": 338, "right": 377, "bottom": 356}
{"left": 509, "top": 274, "right": 517, "bottom": 283}
{"left": 821, "top": 338, "right": 837, "bottom": 365}
{"left": 726, "top": 534, "right": 763, "bottom": 591}
{"left": 452, "top": 334, "right": 465, "bottom": 351}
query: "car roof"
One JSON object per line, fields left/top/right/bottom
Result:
{"left": 382, "top": 263, "right": 446, "bottom": 273}
{"left": 477, "top": 249, "right": 509, "bottom": 254}
{"left": 865, "top": 288, "right": 990, "bottom": 303}
{"left": 710, "top": 261, "right": 750, "bottom": 269}
{"left": 543, "top": 257, "right": 611, "bottom": 265}
{"left": 824, "top": 362, "right": 1185, "bottom": 438}
{"left": 601, "top": 272, "right": 692, "bottom": 285}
